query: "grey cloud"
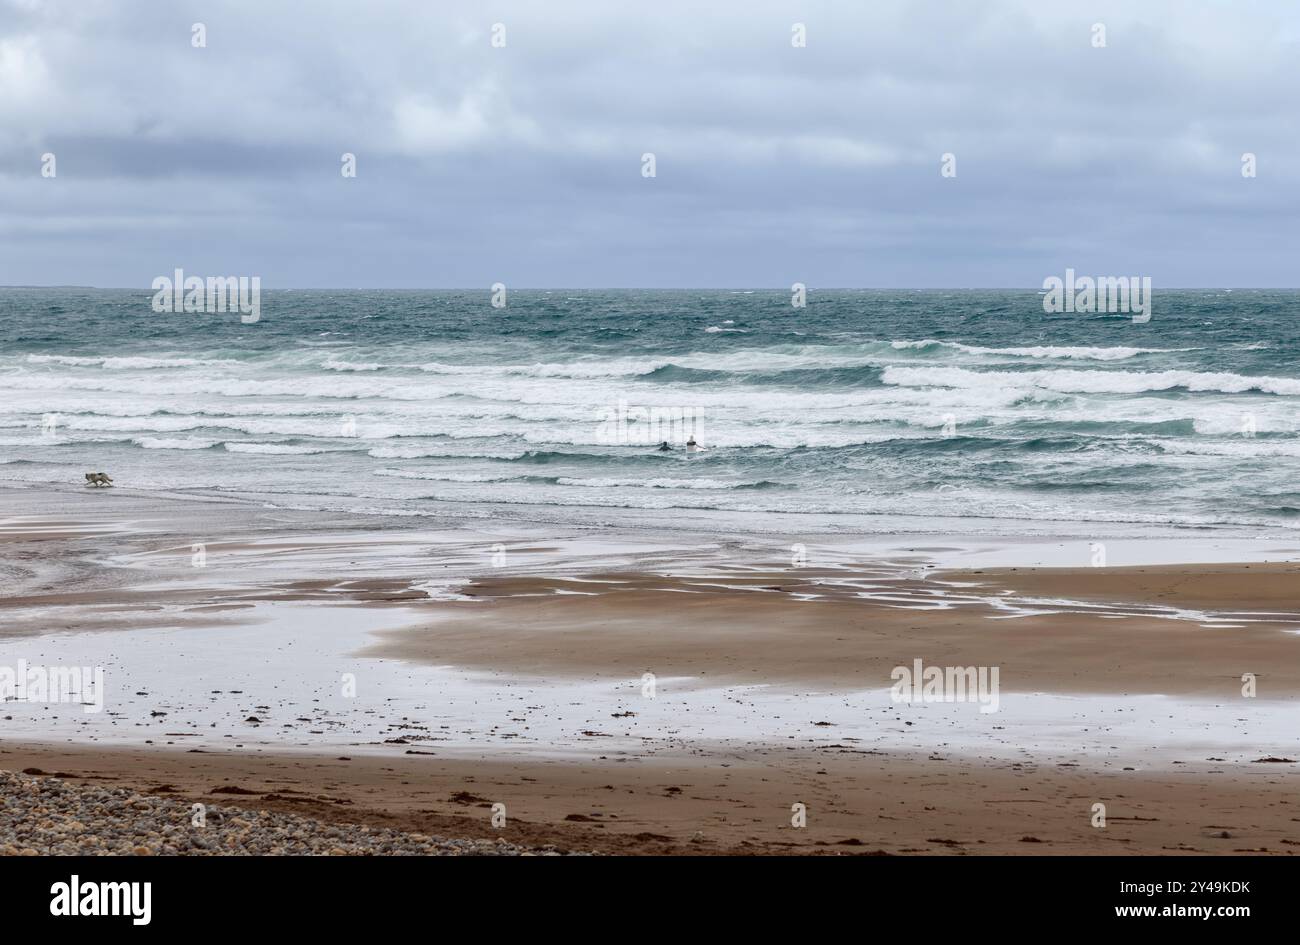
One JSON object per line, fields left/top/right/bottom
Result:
{"left": 0, "top": 0, "right": 1296, "bottom": 287}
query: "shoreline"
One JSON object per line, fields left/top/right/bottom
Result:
{"left": 5, "top": 477, "right": 1300, "bottom": 555}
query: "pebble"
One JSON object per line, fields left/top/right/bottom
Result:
{"left": 0, "top": 770, "right": 586, "bottom": 856}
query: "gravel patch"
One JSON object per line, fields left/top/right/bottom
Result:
{"left": 0, "top": 770, "right": 582, "bottom": 856}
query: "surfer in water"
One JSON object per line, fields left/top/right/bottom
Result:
{"left": 656, "top": 441, "right": 673, "bottom": 452}
{"left": 686, "top": 437, "right": 705, "bottom": 454}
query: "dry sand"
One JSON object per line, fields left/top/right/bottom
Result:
{"left": 4, "top": 741, "right": 1296, "bottom": 855}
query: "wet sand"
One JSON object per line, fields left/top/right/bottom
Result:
{"left": 360, "top": 567, "right": 1300, "bottom": 698}
{"left": 2, "top": 484, "right": 1299, "bottom": 854}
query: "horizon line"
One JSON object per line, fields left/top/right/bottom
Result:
{"left": 3, "top": 285, "right": 1299, "bottom": 292}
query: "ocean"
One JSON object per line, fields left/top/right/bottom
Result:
{"left": 1, "top": 288, "right": 1296, "bottom": 537}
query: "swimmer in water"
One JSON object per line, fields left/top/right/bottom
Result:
{"left": 657, "top": 441, "right": 673, "bottom": 452}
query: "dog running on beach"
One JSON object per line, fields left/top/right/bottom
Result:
{"left": 84, "top": 472, "right": 113, "bottom": 487}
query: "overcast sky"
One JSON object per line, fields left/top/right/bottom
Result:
{"left": 1, "top": 0, "right": 1297, "bottom": 287}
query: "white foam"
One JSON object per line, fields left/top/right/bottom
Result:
{"left": 555, "top": 476, "right": 771, "bottom": 490}
{"left": 133, "top": 437, "right": 218, "bottom": 450}
{"left": 26, "top": 354, "right": 238, "bottom": 370}
{"left": 890, "top": 339, "right": 1180, "bottom": 361}
{"left": 224, "top": 442, "right": 356, "bottom": 455}
{"left": 883, "top": 365, "right": 1300, "bottom": 397}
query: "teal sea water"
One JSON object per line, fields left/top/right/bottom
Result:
{"left": 0, "top": 288, "right": 1296, "bottom": 536}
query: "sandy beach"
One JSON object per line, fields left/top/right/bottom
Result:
{"left": 6, "top": 0, "right": 1300, "bottom": 887}
{"left": 2, "top": 483, "right": 1297, "bottom": 855}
